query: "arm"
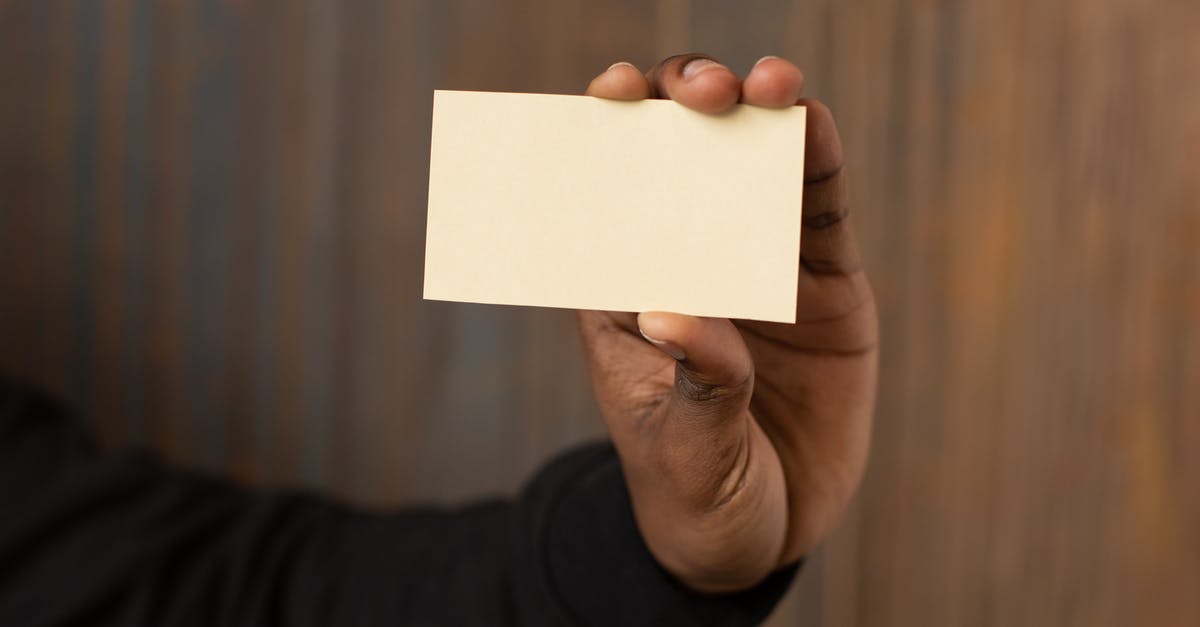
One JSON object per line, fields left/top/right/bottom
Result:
{"left": 1, "top": 53, "right": 871, "bottom": 626}
{"left": 0, "top": 381, "right": 795, "bottom": 626}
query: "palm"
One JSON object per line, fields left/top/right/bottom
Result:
{"left": 585, "top": 266, "right": 876, "bottom": 564}
{"left": 736, "top": 269, "right": 877, "bottom": 559}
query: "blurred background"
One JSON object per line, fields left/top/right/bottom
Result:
{"left": 1, "top": 0, "right": 1197, "bottom": 625}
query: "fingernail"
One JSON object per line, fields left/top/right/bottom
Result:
{"left": 682, "top": 58, "right": 724, "bottom": 81}
{"left": 607, "top": 61, "right": 635, "bottom": 73}
{"left": 638, "top": 326, "right": 687, "bottom": 361}
{"left": 754, "top": 55, "right": 781, "bottom": 68}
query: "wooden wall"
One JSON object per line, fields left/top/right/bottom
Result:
{"left": 1, "top": 1, "right": 1197, "bottom": 625}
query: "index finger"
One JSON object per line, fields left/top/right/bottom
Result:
{"left": 586, "top": 61, "right": 653, "bottom": 100}
{"left": 797, "top": 98, "right": 860, "bottom": 276}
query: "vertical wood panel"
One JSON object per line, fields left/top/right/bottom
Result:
{"left": 0, "top": 1, "right": 1196, "bottom": 625}
{"left": 91, "top": 0, "right": 131, "bottom": 443}
{"left": 37, "top": 1, "right": 85, "bottom": 407}
{"left": 224, "top": 0, "right": 272, "bottom": 483}
{"left": 143, "top": 0, "right": 190, "bottom": 462}
{"left": 0, "top": 2, "right": 38, "bottom": 379}
{"left": 270, "top": 0, "right": 316, "bottom": 484}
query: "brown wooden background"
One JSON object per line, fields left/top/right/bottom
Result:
{"left": 1, "top": 0, "right": 1197, "bottom": 625}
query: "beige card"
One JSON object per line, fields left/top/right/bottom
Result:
{"left": 423, "top": 90, "right": 806, "bottom": 323}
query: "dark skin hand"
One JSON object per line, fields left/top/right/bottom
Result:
{"left": 580, "top": 54, "right": 878, "bottom": 594}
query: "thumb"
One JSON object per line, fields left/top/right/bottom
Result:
{"left": 632, "top": 312, "right": 785, "bottom": 591}
{"left": 637, "top": 311, "right": 754, "bottom": 431}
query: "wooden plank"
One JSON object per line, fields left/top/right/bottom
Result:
{"left": 91, "top": 0, "right": 133, "bottom": 446}
{"left": 141, "top": 0, "right": 191, "bottom": 463}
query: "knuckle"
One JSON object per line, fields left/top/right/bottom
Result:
{"left": 675, "top": 372, "right": 724, "bottom": 403}
{"left": 804, "top": 161, "right": 845, "bottom": 185}
{"left": 802, "top": 204, "right": 850, "bottom": 230}
{"left": 802, "top": 168, "right": 851, "bottom": 230}
{"left": 674, "top": 368, "right": 752, "bottom": 407}
{"left": 650, "top": 53, "right": 718, "bottom": 85}
{"left": 800, "top": 253, "right": 861, "bottom": 276}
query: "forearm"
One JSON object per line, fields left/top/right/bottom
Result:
{"left": 0, "top": 382, "right": 798, "bottom": 626}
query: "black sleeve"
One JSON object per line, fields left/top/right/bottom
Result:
{"left": 0, "top": 382, "right": 798, "bottom": 627}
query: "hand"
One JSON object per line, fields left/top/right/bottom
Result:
{"left": 579, "top": 54, "right": 878, "bottom": 593}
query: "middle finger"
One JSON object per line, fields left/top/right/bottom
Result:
{"left": 645, "top": 53, "right": 741, "bottom": 114}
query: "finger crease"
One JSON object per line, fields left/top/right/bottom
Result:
{"left": 740, "top": 323, "right": 877, "bottom": 356}
{"left": 802, "top": 205, "right": 850, "bottom": 230}
{"left": 793, "top": 295, "right": 874, "bottom": 325}
{"left": 803, "top": 163, "right": 844, "bottom": 185}
{"left": 800, "top": 255, "right": 859, "bottom": 276}
{"left": 676, "top": 373, "right": 725, "bottom": 403}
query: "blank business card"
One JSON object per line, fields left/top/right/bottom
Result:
{"left": 423, "top": 90, "right": 806, "bottom": 323}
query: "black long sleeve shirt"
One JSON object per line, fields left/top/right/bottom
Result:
{"left": 0, "top": 381, "right": 797, "bottom": 626}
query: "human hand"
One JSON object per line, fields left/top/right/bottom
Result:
{"left": 579, "top": 54, "right": 878, "bottom": 593}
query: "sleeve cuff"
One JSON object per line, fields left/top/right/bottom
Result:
{"left": 511, "top": 441, "right": 800, "bottom": 627}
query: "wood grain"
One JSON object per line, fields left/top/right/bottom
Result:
{"left": 0, "top": 0, "right": 1196, "bottom": 625}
